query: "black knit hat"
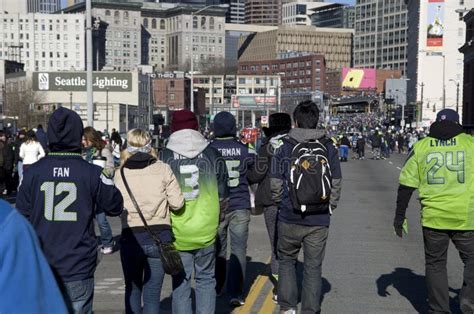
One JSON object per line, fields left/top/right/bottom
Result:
{"left": 262, "top": 113, "right": 292, "bottom": 137}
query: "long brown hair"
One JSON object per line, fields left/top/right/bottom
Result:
{"left": 83, "top": 126, "right": 105, "bottom": 150}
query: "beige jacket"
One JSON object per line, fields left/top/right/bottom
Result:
{"left": 115, "top": 160, "right": 184, "bottom": 229}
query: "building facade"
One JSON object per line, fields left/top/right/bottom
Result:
{"left": 459, "top": 10, "right": 474, "bottom": 126}
{"left": 0, "top": 0, "right": 28, "bottom": 14}
{"left": 310, "top": 3, "right": 355, "bottom": 29}
{"left": 64, "top": 1, "right": 143, "bottom": 72}
{"left": 0, "top": 12, "right": 86, "bottom": 72}
{"left": 27, "top": 0, "right": 61, "bottom": 13}
{"left": 353, "top": 0, "right": 408, "bottom": 73}
{"left": 141, "top": 4, "right": 226, "bottom": 71}
{"left": 245, "top": 0, "right": 282, "bottom": 26}
{"left": 238, "top": 53, "right": 326, "bottom": 94}
{"left": 406, "top": 0, "right": 472, "bottom": 125}
{"left": 153, "top": 73, "right": 190, "bottom": 111}
{"left": 282, "top": 1, "right": 325, "bottom": 26}
{"left": 238, "top": 25, "right": 353, "bottom": 70}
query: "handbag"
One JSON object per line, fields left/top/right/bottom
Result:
{"left": 120, "top": 167, "right": 184, "bottom": 276}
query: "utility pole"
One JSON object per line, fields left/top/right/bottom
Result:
{"left": 419, "top": 82, "right": 424, "bottom": 124}
{"left": 456, "top": 81, "right": 459, "bottom": 113}
{"left": 86, "top": 0, "right": 94, "bottom": 126}
{"left": 69, "top": 92, "right": 73, "bottom": 110}
{"left": 442, "top": 54, "right": 446, "bottom": 109}
{"left": 106, "top": 88, "right": 109, "bottom": 133}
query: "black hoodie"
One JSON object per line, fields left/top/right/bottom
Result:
{"left": 16, "top": 108, "right": 123, "bottom": 283}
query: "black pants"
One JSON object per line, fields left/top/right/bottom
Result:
{"left": 423, "top": 227, "right": 474, "bottom": 314}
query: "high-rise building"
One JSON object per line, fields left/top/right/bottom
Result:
{"left": 28, "top": 0, "right": 61, "bottom": 13}
{"left": 281, "top": 1, "right": 325, "bottom": 26}
{"left": 224, "top": 0, "right": 245, "bottom": 24}
{"left": 0, "top": 12, "right": 86, "bottom": 72}
{"left": 245, "top": 0, "right": 281, "bottom": 26}
{"left": 310, "top": 3, "right": 355, "bottom": 29}
{"left": 406, "top": 0, "right": 473, "bottom": 124}
{"left": 353, "top": 0, "right": 408, "bottom": 73}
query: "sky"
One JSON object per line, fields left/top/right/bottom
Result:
{"left": 60, "top": 0, "right": 357, "bottom": 10}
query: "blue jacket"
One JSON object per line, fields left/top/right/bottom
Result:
{"left": 271, "top": 128, "right": 342, "bottom": 226}
{"left": 210, "top": 138, "right": 256, "bottom": 211}
{"left": 0, "top": 200, "right": 67, "bottom": 313}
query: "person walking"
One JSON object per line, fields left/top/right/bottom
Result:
{"left": 394, "top": 109, "right": 474, "bottom": 314}
{"left": 16, "top": 107, "right": 123, "bottom": 313}
{"left": 247, "top": 112, "right": 292, "bottom": 302}
{"left": 36, "top": 124, "right": 49, "bottom": 152}
{"left": 0, "top": 131, "right": 14, "bottom": 196}
{"left": 115, "top": 128, "right": 184, "bottom": 314}
{"left": 19, "top": 130, "right": 46, "bottom": 175}
{"left": 13, "top": 129, "right": 26, "bottom": 189}
{"left": 0, "top": 199, "right": 68, "bottom": 313}
{"left": 82, "top": 126, "right": 116, "bottom": 254}
{"left": 160, "top": 110, "right": 229, "bottom": 314}
{"left": 356, "top": 135, "right": 366, "bottom": 160}
{"left": 210, "top": 111, "right": 256, "bottom": 306}
{"left": 271, "top": 101, "right": 342, "bottom": 313}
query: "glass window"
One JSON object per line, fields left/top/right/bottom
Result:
{"left": 152, "top": 19, "right": 157, "bottom": 29}
{"left": 209, "top": 17, "right": 214, "bottom": 30}
{"left": 160, "top": 19, "right": 165, "bottom": 30}
{"left": 201, "top": 17, "right": 206, "bottom": 29}
{"left": 143, "top": 18, "right": 148, "bottom": 28}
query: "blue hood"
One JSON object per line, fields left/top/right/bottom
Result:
{"left": 213, "top": 111, "right": 236, "bottom": 138}
{"left": 47, "top": 107, "right": 84, "bottom": 153}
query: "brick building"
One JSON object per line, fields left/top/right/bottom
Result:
{"left": 153, "top": 73, "right": 190, "bottom": 112}
{"left": 238, "top": 54, "right": 326, "bottom": 95}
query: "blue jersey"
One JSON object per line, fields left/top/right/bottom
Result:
{"left": 16, "top": 152, "right": 123, "bottom": 282}
{"left": 210, "top": 138, "right": 256, "bottom": 210}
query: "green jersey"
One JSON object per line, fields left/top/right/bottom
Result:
{"left": 399, "top": 133, "right": 474, "bottom": 230}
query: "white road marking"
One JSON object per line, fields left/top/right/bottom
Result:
{"left": 396, "top": 167, "right": 401, "bottom": 170}
{"left": 389, "top": 161, "right": 393, "bottom": 164}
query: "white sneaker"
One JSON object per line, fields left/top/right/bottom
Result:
{"left": 101, "top": 246, "right": 114, "bottom": 255}
{"left": 229, "top": 298, "right": 245, "bottom": 307}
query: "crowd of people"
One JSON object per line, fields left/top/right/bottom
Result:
{"left": 0, "top": 104, "right": 472, "bottom": 314}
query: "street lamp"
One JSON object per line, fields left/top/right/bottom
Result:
{"left": 449, "top": 79, "right": 460, "bottom": 113}
{"left": 189, "top": 4, "right": 228, "bottom": 113}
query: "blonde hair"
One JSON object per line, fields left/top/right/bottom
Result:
{"left": 120, "top": 128, "right": 157, "bottom": 167}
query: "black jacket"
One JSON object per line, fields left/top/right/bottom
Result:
{"left": 247, "top": 132, "right": 287, "bottom": 211}
{"left": 0, "top": 141, "right": 14, "bottom": 171}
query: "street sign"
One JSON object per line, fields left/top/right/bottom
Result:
{"left": 33, "top": 72, "right": 133, "bottom": 92}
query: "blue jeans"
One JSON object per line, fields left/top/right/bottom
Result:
{"left": 339, "top": 145, "right": 349, "bottom": 159}
{"left": 120, "top": 231, "right": 165, "bottom": 314}
{"left": 61, "top": 278, "right": 94, "bottom": 314}
{"left": 216, "top": 209, "right": 250, "bottom": 298}
{"left": 172, "top": 244, "right": 216, "bottom": 314}
{"left": 278, "top": 222, "right": 329, "bottom": 313}
{"left": 96, "top": 211, "right": 114, "bottom": 247}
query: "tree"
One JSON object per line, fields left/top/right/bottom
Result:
{"left": 5, "top": 78, "right": 45, "bottom": 129}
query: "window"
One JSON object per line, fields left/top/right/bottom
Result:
{"left": 114, "top": 11, "right": 120, "bottom": 24}
{"left": 160, "top": 19, "right": 165, "bottom": 30}
{"left": 152, "top": 19, "right": 157, "bottom": 29}
{"left": 209, "top": 17, "right": 215, "bottom": 30}
{"left": 143, "top": 18, "right": 148, "bottom": 28}
{"left": 105, "top": 10, "right": 111, "bottom": 16}
{"left": 193, "top": 16, "right": 198, "bottom": 29}
{"left": 201, "top": 17, "right": 206, "bottom": 29}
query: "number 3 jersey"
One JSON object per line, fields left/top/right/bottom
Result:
{"left": 161, "top": 129, "right": 229, "bottom": 251}
{"left": 16, "top": 153, "right": 124, "bottom": 282}
{"left": 209, "top": 137, "right": 256, "bottom": 211}
{"left": 399, "top": 126, "right": 474, "bottom": 230}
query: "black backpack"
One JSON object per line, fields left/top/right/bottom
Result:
{"left": 287, "top": 137, "right": 333, "bottom": 213}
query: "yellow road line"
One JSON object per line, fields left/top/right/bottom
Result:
{"left": 234, "top": 257, "right": 271, "bottom": 314}
{"left": 258, "top": 289, "right": 276, "bottom": 314}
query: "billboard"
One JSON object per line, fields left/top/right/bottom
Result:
{"left": 341, "top": 68, "right": 376, "bottom": 89}
{"left": 33, "top": 72, "right": 133, "bottom": 92}
{"left": 426, "top": 0, "right": 444, "bottom": 49}
{"left": 231, "top": 95, "right": 277, "bottom": 109}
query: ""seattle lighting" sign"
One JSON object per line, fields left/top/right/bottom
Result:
{"left": 33, "top": 72, "right": 133, "bottom": 92}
